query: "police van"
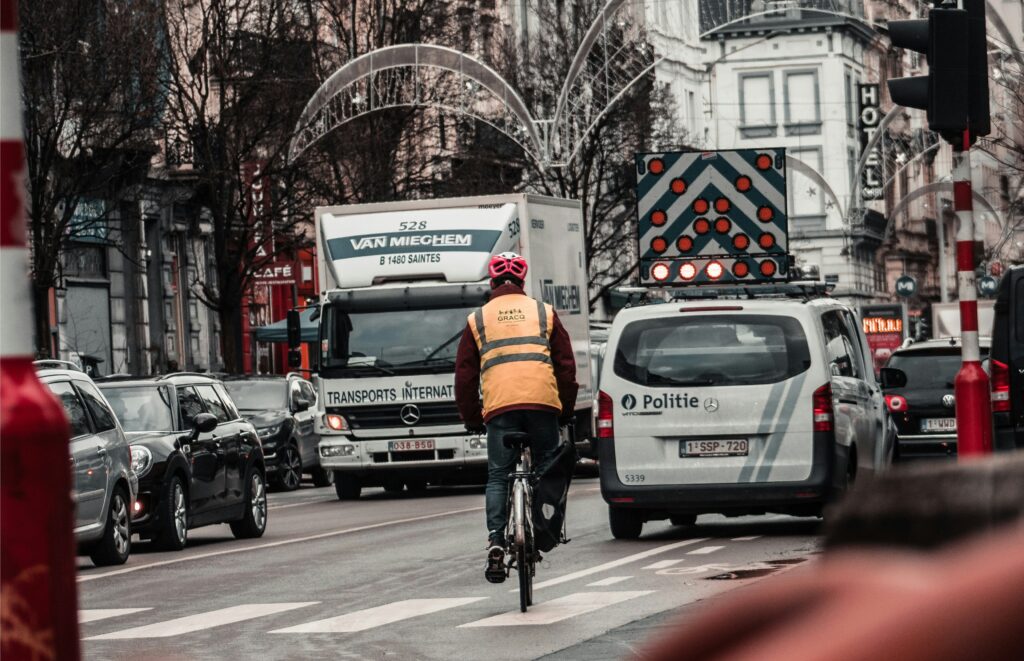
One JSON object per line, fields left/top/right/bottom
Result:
{"left": 597, "top": 286, "right": 895, "bottom": 538}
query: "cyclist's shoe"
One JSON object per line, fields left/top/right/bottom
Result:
{"left": 485, "top": 535, "right": 506, "bottom": 584}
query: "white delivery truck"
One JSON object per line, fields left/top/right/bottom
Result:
{"left": 311, "top": 194, "right": 593, "bottom": 500}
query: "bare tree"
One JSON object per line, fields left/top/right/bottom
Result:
{"left": 19, "top": 0, "right": 164, "bottom": 356}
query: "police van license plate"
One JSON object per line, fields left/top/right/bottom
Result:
{"left": 921, "top": 418, "right": 956, "bottom": 433}
{"left": 681, "top": 439, "right": 749, "bottom": 457}
{"left": 388, "top": 439, "right": 435, "bottom": 452}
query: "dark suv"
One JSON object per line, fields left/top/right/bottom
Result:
{"left": 221, "top": 374, "right": 331, "bottom": 491}
{"left": 991, "top": 265, "right": 1023, "bottom": 450}
{"left": 882, "top": 337, "right": 990, "bottom": 459}
{"left": 97, "top": 373, "right": 267, "bottom": 550}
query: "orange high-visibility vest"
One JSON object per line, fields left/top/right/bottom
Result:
{"left": 468, "top": 293, "right": 561, "bottom": 418}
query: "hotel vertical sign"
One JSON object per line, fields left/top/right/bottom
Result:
{"left": 858, "top": 84, "right": 884, "bottom": 201}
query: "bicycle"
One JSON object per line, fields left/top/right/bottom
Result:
{"left": 500, "top": 431, "right": 537, "bottom": 612}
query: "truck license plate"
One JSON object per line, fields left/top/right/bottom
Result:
{"left": 680, "top": 439, "right": 749, "bottom": 457}
{"left": 921, "top": 418, "right": 956, "bottom": 433}
{"left": 388, "top": 439, "right": 435, "bottom": 452}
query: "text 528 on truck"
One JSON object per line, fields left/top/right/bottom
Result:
{"left": 310, "top": 195, "right": 593, "bottom": 500}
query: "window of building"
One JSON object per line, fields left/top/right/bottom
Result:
{"left": 844, "top": 68, "right": 854, "bottom": 128}
{"left": 687, "top": 90, "right": 697, "bottom": 135}
{"left": 739, "top": 72, "right": 776, "bottom": 138}
{"left": 789, "top": 147, "right": 825, "bottom": 223}
{"left": 783, "top": 69, "right": 821, "bottom": 135}
{"left": 64, "top": 243, "right": 107, "bottom": 279}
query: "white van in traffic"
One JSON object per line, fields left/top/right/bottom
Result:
{"left": 597, "top": 290, "right": 894, "bottom": 538}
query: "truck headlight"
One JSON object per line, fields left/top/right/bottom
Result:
{"left": 130, "top": 445, "right": 153, "bottom": 478}
{"left": 321, "top": 444, "right": 355, "bottom": 457}
{"left": 468, "top": 438, "right": 487, "bottom": 450}
{"left": 324, "top": 414, "right": 349, "bottom": 431}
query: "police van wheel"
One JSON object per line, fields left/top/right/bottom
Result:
{"left": 334, "top": 474, "right": 361, "bottom": 500}
{"left": 609, "top": 506, "right": 643, "bottom": 540}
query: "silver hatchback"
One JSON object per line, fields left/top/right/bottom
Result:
{"left": 36, "top": 361, "right": 137, "bottom": 566}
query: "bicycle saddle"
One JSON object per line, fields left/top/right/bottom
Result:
{"left": 502, "top": 432, "right": 531, "bottom": 449}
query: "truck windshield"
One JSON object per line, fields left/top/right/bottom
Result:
{"left": 321, "top": 305, "right": 473, "bottom": 376}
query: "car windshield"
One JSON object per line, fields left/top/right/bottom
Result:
{"left": 223, "top": 380, "right": 285, "bottom": 411}
{"left": 101, "top": 385, "right": 175, "bottom": 432}
{"left": 886, "top": 349, "right": 988, "bottom": 390}
{"left": 321, "top": 305, "right": 472, "bottom": 376}
{"left": 614, "top": 314, "right": 811, "bottom": 387}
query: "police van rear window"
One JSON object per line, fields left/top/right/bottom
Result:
{"left": 613, "top": 314, "right": 811, "bottom": 387}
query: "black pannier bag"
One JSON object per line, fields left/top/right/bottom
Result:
{"left": 532, "top": 441, "right": 578, "bottom": 552}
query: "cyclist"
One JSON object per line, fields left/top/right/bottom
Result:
{"left": 455, "top": 252, "right": 578, "bottom": 584}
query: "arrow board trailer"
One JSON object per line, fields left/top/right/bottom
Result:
{"left": 314, "top": 194, "right": 592, "bottom": 496}
{"left": 635, "top": 149, "right": 790, "bottom": 286}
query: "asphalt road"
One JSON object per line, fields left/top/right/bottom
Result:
{"left": 77, "top": 478, "right": 821, "bottom": 660}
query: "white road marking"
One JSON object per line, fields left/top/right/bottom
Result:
{"left": 527, "top": 538, "right": 708, "bottom": 590}
{"left": 79, "top": 608, "right": 151, "bottom": 624}
{"left": 586, "top": 576, "right": 633, "bottom": 587}
{"left": 642, "top": 559, "right": 684, "bottom": 570}
{"left": 731, "top": 536, "right": 762, "bottom": 542}
{"left": 461, "top": 591, "right": 652, "bottom": 627}
{"left": 269, "top": 498, "right": 336, "bottom": 510}
{"left": 85, "top": 603, "right": 318, "bottom": 640}
{"left": 78, "top": 506, "right": 484, "bottom": 583}
{"left": 271, "top": 598, "right": 486, "bottom": 633}
{"left": 687, "top": 545, "right": 725, "bottom": 555}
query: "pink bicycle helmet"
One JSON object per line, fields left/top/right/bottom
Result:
{"left": 488, "top": 252, "right": 528, "bottom": 280}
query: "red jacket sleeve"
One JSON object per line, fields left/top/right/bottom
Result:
{"left": 454, "top": 323, "right": 483, "bottom": 427}
{"left": 549, "top": 312, "right": 579, "bottom": 418}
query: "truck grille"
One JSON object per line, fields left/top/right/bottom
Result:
{"left": 334, "top": 402, "right": 462, "bottom": 430}
{"left": 372, "top": 449, "right": 457, "bottom": 463}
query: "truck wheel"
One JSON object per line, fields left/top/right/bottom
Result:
{"left": 334, "top": 473, "right": 361, "bottom": 500}
{"left": 382, "top": 478, "right": 404, "bottom": 493}
{"left": 311, "top": 465, "right": 334, "bottom": 488}
{"left": 669, "top": 514, "right": 696, "bottom": 527}
{"left": 609, "top": 506, "right": 643, "bottom": 540}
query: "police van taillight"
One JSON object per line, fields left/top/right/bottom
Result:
{"left": 813, "top": 383, "right": 834, "bottom": 432}
{"left": 597, "top": 391, "right": 614, "bottom": 439}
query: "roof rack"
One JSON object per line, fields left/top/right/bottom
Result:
{"left": 32, "top": 359, "right": 82, "bottom": 372}
{"left": 668, "top": 281, "right": 835, "bottom": 302}
{"left": 93, "top": 373, "right": 145, "bottom": 382}
{"left": 157, "top": 371, "right": 213, "bottom": 381}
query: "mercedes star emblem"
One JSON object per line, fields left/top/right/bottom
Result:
{"left": 704, "top": 398, "right": 719, "bottom": 412}
{"left": 942, "top": 394, "right": 956, "bottom": 409}
{"left": 400, "top": 404, "right": 421, "bottom": 426}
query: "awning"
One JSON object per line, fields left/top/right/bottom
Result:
{"left": 253, "top": 307, "right": 318, "bottom": 343}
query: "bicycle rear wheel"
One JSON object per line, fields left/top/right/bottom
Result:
{"left": 517, "top": 545, "right": 532, "bottom": 612}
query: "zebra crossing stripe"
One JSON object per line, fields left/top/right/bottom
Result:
{"left": 79, "top": 608, "right": 151, "bottom": 624}
{"left": 84, "top": 603, "right": 318, "bottom": 640}
{"left": 460, "top": 591, "right": 653, "bottom": 627}
{"left": 270, "top": 598, "right": 486, "bottom": 634}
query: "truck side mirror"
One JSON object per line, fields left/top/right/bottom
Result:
{"left": 288, "top": 349, "right": 302, "bottom": 369}
{"left": 286, "top": 309, "right": 301, "bottom": 350}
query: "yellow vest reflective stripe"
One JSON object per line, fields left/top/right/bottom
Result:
{"left": 468, "top": 294, "right": 561, "bottom": 417}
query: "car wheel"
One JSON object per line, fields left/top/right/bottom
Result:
{"left": 334, "top": 473, "right": 361, "bottom": 500}
{"left": 275, "top": 445, "right": 302, "bottom": 492}
{"left": 609, "top": 506, "right": 643, "bottom": 540}
{"left": 153, "top": 474, "right": 189, "bottom": 551}
{"left": 230, "top": 469, "right": 268, "bottom": 539}
{"left": 669, "top": 514, "right": 696, "bottom": 527}
{"left": 89, "top": 485, "right": 131, "bottom": 566}
{"left": 311, "top": 465, "right": 334, "bottom": 488}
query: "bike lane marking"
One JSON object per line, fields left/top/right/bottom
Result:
{"left": 85, "top": 603, "right": 318, "bottom": 640}
{"left": 586, "top": 576, "right": 633, "bottom": 587}
{"left": 687, "top": 545, "right": 725, "bottom": 555}
{"left": 731, "top": 535, "right": 762, "bottom": 541}
{"left": 77, "top": 506, "right": 484, "bottom": 583}
{"left": 642, "top": 559, "right": 685, "bottom": 570}
{"left": 270, "top": 598, "right": 487, "bottom": 633}
{"left": 79, "top": 608, "right": 151, "bottom": 624}
{"left": 523, "top": 538, "right": 709, "bottom": 591}
{"left": 460, "top": 591, "right": 653, "bottom": 627}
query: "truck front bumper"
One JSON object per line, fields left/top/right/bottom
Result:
{"left": 318, "top": 432, "right": 489, "bottom": 475}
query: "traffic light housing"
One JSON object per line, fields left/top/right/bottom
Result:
{"left": 887, "top": 2, "right": 990, "bottom": 145}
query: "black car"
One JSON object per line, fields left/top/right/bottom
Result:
{"left": 221, "top": 374, "right": 331, "bottom": 491}
{"left": 882, "top": 337, "right": 990, "bottom": 459}
{"left": 991, "top": 265, "right": 1023, "bottom": 451}
{"left": 97, "top": 374, "right": 267, "bottom": 550}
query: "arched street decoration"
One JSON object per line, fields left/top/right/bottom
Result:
{"left": 289, "top": 0, "right": 1017, "bottom": 172}
{"left": 885, "top": 183, "right": 1003, "bottom": 245}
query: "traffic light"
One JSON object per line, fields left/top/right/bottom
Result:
{"left": 964, "top": 0, "right": 990, "bottom": 138}
{"left": 887, "top": 6, "right": 969, "bottom": 142}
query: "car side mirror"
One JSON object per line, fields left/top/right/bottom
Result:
{"left": 879, "top": 367, "right": 907, "bottom": 390}
{"left": 192, "top": 412, "right": 218, "bottom": 440}
{"left": 293, "top": 396, "right": 311, "bottom": 413}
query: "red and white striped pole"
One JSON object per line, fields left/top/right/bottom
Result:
{"left": 1, "top": 0, "right": 82, "bottom": 657}
{"left": 951, "top": 129, "right": 993, "bottom": 457}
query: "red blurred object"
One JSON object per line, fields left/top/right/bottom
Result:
{"left": 813, "top": 383, "right": 834, "bottom": 432}
{"left": 989, "top": 359, "right": 1010, "bottom": 413}
{"left": 885, "top": 394, "right": 909, "bottom": 413}
{"left": 597, "top": 391, "right": 613, "bottom": 439}
{"left": 641, "top": 526, "right": 1024, "bottom": 661}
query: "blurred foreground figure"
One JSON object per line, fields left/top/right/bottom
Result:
{"left": 641, "top": 524, "right": 1024, "bottom": 661}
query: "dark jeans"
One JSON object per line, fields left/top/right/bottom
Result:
{"left": 485, "top": 409, "right": 560, "bottom": 537}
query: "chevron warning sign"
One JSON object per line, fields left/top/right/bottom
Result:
{"left": 635, "top": 149, "right": 789, "bottom": 285}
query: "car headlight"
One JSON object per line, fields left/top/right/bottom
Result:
{"left": 257, "top": 424, "right": 283, "bottom": 439}
{"left": 130, "top": 445, "right": 153, "bottom": 479}
{"left": 321, "top": 444, "right": 355, "bottom": 457}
